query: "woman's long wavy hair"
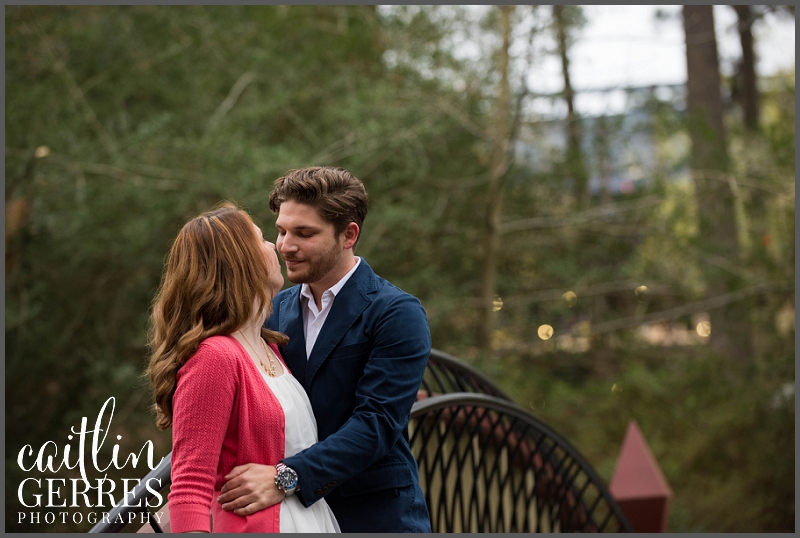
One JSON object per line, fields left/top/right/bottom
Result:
{"left": 146, "top": 202, "right": 288, "bottom": 430}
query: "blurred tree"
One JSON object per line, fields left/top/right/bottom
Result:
{"left": 732, "top": 5, "right": 760, "bottom": 132}
{"left": 682, "top": 5, "right": 753, "bottom": 362}
{"left": 478, "top": 5, "right": 514, "bottom": 355}
{"left": 552, "top": 5, "right": 589, "bottom": 208}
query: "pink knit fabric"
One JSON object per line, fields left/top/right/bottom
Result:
{"left": 168, "top": 335, "right": 287, "bottom": 533}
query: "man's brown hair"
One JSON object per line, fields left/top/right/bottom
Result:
{"left": 268, "top": 167, "right": 369, "bottom": 246}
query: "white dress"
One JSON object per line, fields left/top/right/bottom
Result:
{"left": 261, "top": 370, "right": 341, "bottom": 533}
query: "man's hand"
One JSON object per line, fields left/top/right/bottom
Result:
{"left": 217, "top": 463, "right": 285, "bottom": 515}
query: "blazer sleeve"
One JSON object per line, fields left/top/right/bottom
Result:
{"left": 284, "top": 292, "right": 431, "bottom": 506}
{"left": 168, "top": 340, "right": 239, "bottom": 533}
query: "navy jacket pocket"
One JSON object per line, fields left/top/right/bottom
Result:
{"left": 327, "top": 340, "right": 371, "bottom": 360}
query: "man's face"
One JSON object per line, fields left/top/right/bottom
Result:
{"left": 275, "top": 201, "right": 344, "bottom": 285}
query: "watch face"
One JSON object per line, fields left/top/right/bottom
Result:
{"left": 277, "top": 468, "right": 298, "bottom": 490}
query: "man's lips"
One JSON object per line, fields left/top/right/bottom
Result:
{"left": 283, "top": 259, "right": 304, "bottom": 269}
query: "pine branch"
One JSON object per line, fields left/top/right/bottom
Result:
{"left": 585, "top": 281, "right": 790, "bottom": 336}
{"left": 501, "top": 194, "right": 664, "bottom": 233}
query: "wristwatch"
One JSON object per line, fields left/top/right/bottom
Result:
{"left": 274, "top": 462, "right": 298, "bottom": 496}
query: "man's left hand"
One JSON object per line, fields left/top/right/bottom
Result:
{"left": 217, "top": 463, "right": 285, "bottom": 515}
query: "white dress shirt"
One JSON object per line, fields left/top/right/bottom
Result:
{"left": 300, "top": 257, "right": 361, "bottom": 360}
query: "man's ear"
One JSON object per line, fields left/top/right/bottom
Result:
{"left": 342, "top": 222, "right": 360, "bottom": 250}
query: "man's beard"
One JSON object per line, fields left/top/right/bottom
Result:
{"left": 285, "top": 239, "right": 342, "bottom": 285}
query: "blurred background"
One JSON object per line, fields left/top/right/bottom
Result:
{"left": 5, "top": 5, "right": 794, "bottom": 532}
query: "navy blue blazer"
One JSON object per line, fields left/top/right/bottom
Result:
{"left": 267, "top": 259, "right": 432, "bottom": 532}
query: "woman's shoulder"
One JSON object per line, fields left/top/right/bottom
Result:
{"left": 183, "top": 335, "right": 245, "bottom": 372}
{"left": 197, "top": 334, "right": 239, "bottom": 353}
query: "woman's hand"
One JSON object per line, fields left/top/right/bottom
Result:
{"left": 217, "top": 463, "right": 286, "bottom": 515}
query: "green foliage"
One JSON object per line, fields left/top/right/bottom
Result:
{"left": 5, "top": 6, "right": 491, "bottom": 530}
{"left": 487, "top": 344, "right": 795, "bottom": 532}
{"left": 5, "top": 5, "right": 794, "bottom": 533}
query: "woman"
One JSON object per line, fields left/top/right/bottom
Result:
{"left": 146, "top": 203, "right": 339, "bottom": 533}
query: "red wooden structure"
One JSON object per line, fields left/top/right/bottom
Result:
{"left": 609, "top": 420, "right": 672, "bottom": 532}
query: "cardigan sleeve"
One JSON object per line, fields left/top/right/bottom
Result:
{"left": 168, "top": 339, "right": 239, "bottom": 533}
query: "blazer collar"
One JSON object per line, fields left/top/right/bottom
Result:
{"left": 305, "top": 259, "right": 378, "bottom": 388}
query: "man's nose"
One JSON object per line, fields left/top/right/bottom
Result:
{"left": 278, "top": 235, "right": 297, "bottom": 253}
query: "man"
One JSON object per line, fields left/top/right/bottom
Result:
{"left": 217, "top": 167, "right": 432, "bottom": 532}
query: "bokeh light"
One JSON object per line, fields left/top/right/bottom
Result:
{"left": 537, "top": 324, "right": 554, "bottom": 340}
{"left": 635, "top": 285, "right": 648, "bottom": 301}
{"left": 696, "top": 321, "right": 711, "bottom": 337}
{"left": 492, "top": 296, "right": 503, "bottom": 312}
{"left": 563, "top": 290, "right": 578, "bottom": 307}
{"left": 528, "top": 398, "right": 546, "bottom": 412}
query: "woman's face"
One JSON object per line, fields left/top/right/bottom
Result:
{"left": 252, "top": 222, "right": 284, "bottom": 293}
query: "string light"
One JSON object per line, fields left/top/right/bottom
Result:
{"left": 538, "top": 324, "right": 554, "bottom": 340}
{"left": 635, "top": 285, "right": 649, "bottom": 302}
{"left": 696, "top": 321, "right": 711, "bottom": 337}
{"left": 493, "top": 296, "right": 503, "bottom": 312}
{"left": 563, "top": 291, "right": 577, "bottom": 307}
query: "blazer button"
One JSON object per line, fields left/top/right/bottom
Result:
{"left": 316, "top": 489, "right": 323, "bottom": 497}
{"left": 331, "top": 481, "right": 337, "bottom": 486}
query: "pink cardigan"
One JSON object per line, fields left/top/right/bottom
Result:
{"left": 168, "top": 335, "right": 288, "bottom": 533}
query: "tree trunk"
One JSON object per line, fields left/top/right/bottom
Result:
{"left": 478, "top": 5, "right": 513, "bottom": 356}
{"left": 683, "top": 5, "right": 753, "bottom": 362}
{"left": 553, "top": 5, "right": 588, "bottom": 208}
{"left": 732, "top": 5, "right": 767, "bottom": 266}
{"left": 733, "top": 5, "right": 760, "bottom": 131}
{"left": 593, "top": 115, "right": 613, "bottom": 204}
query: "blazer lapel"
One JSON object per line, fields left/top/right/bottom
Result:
{"left": 278, "top": 289, "right": 308, "bottom": 387}
{"left": 305, "top": 261, "right": 377, "bottom": 388}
